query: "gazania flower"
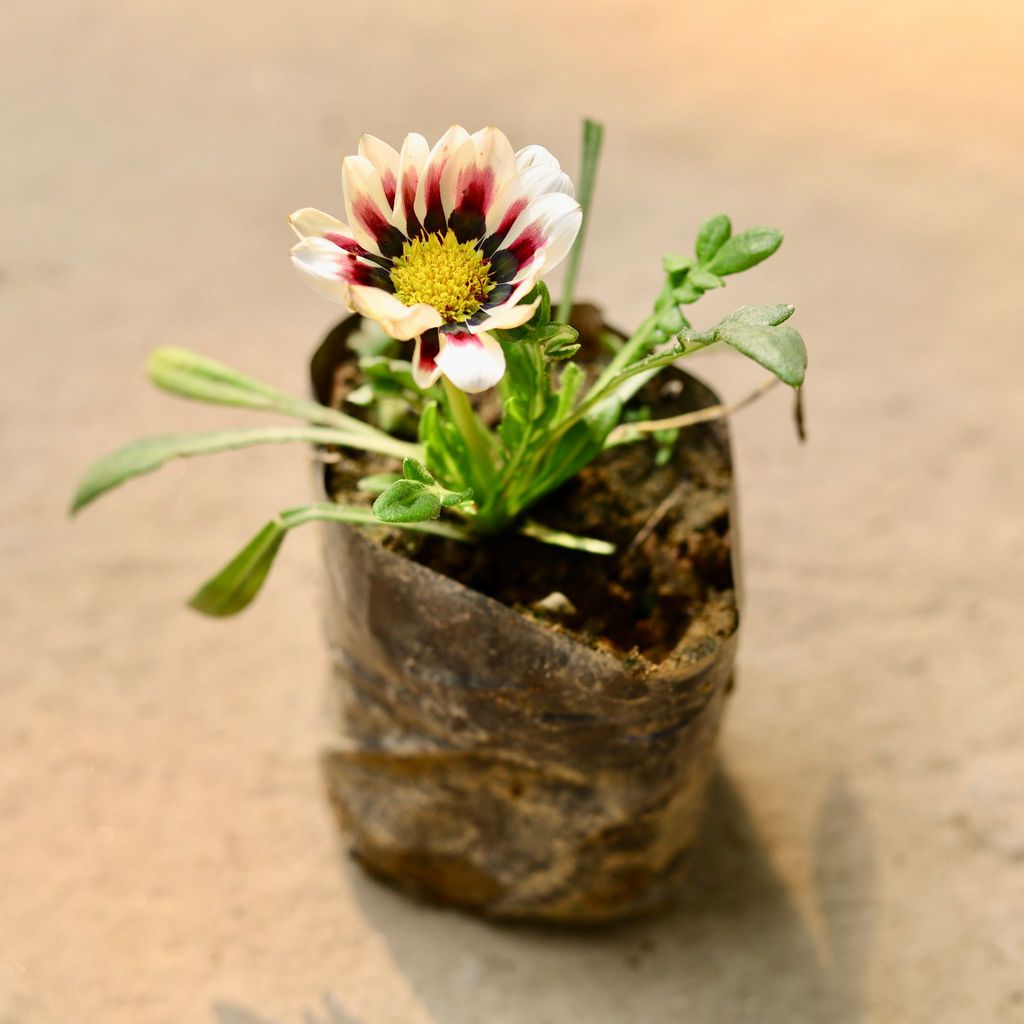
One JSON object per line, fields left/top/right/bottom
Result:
{"left": 289, "top": 126, "right": 582, "bottom": 393}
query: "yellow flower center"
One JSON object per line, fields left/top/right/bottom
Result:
{"left": 390, "top": 230, "right": 493, "bottom": 323}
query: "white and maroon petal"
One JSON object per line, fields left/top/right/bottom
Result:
{"left": 415, "top": 125, "right": 471, "bottom": 237}
{"left": 442, "top": 127, "right": 517, "bottom": 244}
{"left": 471, "top": 277, "right": 543, "bottom": 332}
{"left": 480, "top": 163, "right": 575, "bottom": 258}
{"left": 435, "top": 330, "right": 506, "bottom": 393}
{"left": 290, "top": 237, "right": 353, "bottom": 303}
{"left": 342, "top": 155, "right": 407, "bottom": 260}
{"left": 357, "top": 134, "right": 400, "bottom": 209}
{"left": 488, "top": 192, "right": 582, "bottom": 284}
{"left": 411, "top": 329, "right": 443, "bottom": 389}
{"left": 394, "top": 132, "right": 429, "bottom": 238}
{"left": 346, "top": 284, "right": 442, "bottom": 342}
{"left": 288, "top": 207, "right": 374, "bottom": 261}
{"left": 290, "top": 236, "right": 395, "bottom": 300}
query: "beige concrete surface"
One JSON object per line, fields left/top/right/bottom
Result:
{"left": 3, "top": 1, "right": 1023, "bottom": 1021}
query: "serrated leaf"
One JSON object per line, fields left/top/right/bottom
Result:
{"left": 402, "top": 457, "right": 435, "bottom": 485}
{"left": 372, "top": 479, "right": 442, "bottom": 523}
{"left": 720, "top": 303, "right": 795, "bottom": 327}
{"left": 706, "top": 227, "right": 783, "bottom": 276}
{"left": 716, "top": 322, "right": 807, "bottom": 387}
{"left": 695, "top": 214, "right": 732, "bottom": 263}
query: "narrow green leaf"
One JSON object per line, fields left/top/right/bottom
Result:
{"left": 69, "top": 425, "right": 395, "bottom": 514}
{"left": 554, "top": 362, "right": 585, "bottom": 422}
{"left": 188, "top": 521, "right": 286, "bottom": 617}
{"left": 189, "top": 503, "right": 473, "bottom": 617}
{"left": 556, "top": 117, "right": 603, "bottom": 323}
{"left": 695, "top": 214, "right": 732, "bottom": 263}
{"left": 148, "top": 347, "right": 357, "bottom": 430}
{"left": 706, "top": 227, "right": 783, "bottom": 276}
{"left": 519, "top": 520, "right": 615, "bottom": 556}
{"left": 356, "top": 473, "right": 400, "bottom": 494}
{"left": 720, "top": 303, "right": 795, "bottom": 327}
{"left": 372, "top": 479, "right": 441, "bottom": 523}
{"left": 717, "top": 322, "right": 807, "bottom": 387}
{"left": 418, "top": 400, "right": 469, "bottom": 491}
{"left": 536, "top": 280, "right": 552, "bottom": 325}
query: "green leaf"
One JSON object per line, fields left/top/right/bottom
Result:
{"left": 518, "top": 520, "right": 615, "bottom": 556}
{"left": 554, "top": 362, "right": 585, "bottom": 422}
{"left": 189, "top": 503, "right": 473, "bottom": 616}
{"left": 545, "top": 342, "right": 581, "bottom": 361}
{"left": 672, "top": 281, "right": 703, "bottom": 305}
{"left": 662, "top": 253, "right": 693, "bottom": 279}
{"left": 678, "top": 326, "right": 717, "bottom": 347}
{"left": 687, "top": 268, "right": 725, "bottom": 291}
{"left": 372, "top": 479, "right": 441, "bottom": 523}
{"left": 371, "top": 462, "right": 472, "bottom": 522}
{"left": 656, "top": 306, "right": 686, "bottom": 334}
{"left": 69, "top": 425, "right": 395, "bottom": 514}
{"left": 720, "top": 303, "right": 795, "bottom": 327}
{"left": 536, "top": 280, "right": 552, "bottom": 325}
{"left": 438, "top": 487, "right": 473, "bottom": 508}
{"left": 148, "top": 347, "right": 355, "bottom": 430}
{"left": 695, "top": 214, "right": 732, "bottom": 263}
{"left": 521, "top": 397, "right": 622, "bottom": 508}
{"left": 716, "top": 322, "right": 807, "bottom": 387}
{"left": 539, "top": 323, "right": 579, "bottom": 349}
{"left": 356, "top": 473, "right": 400, "bottom": 494}
{"left": 188, "top": 521, "right": 285, "bottom": 617}
{"left": 402, "top": 457, "right": 435, "bottom": 485}
{"left": 706, "top": 227, "right": 783, "bottom": 276}
{"left": 418, "top": 401, "right": 469, "bottom": 491}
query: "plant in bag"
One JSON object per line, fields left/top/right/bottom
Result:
{"left": 72, "top": 121, "right": 805, "bottom": 606}
{"left": 72, "top": 120, "right": 808, "bottom": 921}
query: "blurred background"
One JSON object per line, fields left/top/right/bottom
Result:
{"left": 2, "top": 1, "right": 1023, "bottom": 1021}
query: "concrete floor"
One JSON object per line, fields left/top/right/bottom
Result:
{"left": 3, "top": 1, "right": 1023, "bottom": 1021}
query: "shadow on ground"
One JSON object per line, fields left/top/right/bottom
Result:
{"left": 222, "top": 767, "right": 876, "bottom": 1024}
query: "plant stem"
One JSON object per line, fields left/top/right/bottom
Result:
{"left": 556, "top": 118, "right": 604, "bottom": 324}
{"left": 586, "top": 312, "right": 661, "bottom": 398}
{"left": 442, "top": 377, "right": 497, "bottom": 492}
{"left": 605, "top": 375, "right": 781, "bottom": 445}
